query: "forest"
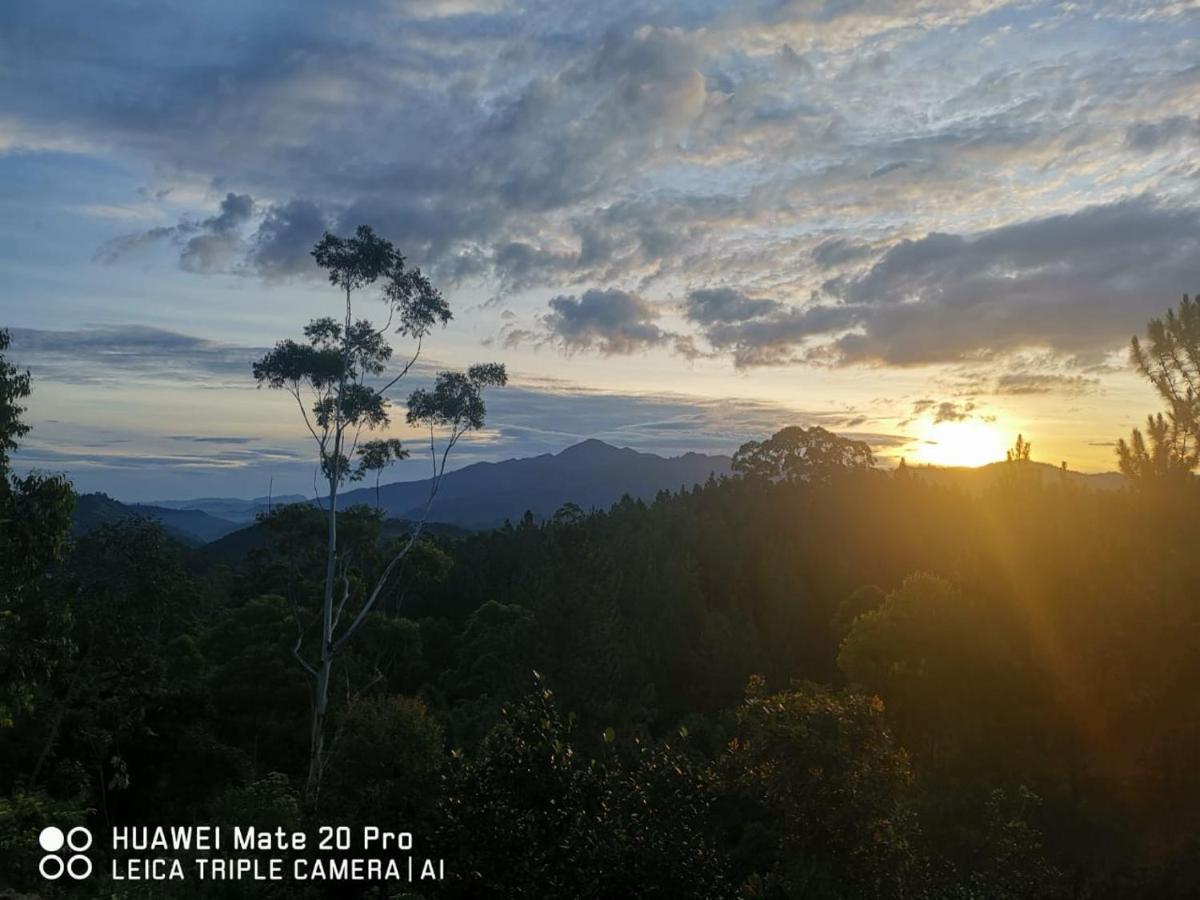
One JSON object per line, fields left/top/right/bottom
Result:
{"left": 3, "top": 263, "right": 1200, "bottom": 898}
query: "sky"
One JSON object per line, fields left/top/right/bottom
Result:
{"left": 2, "top": 0, "right": 1199, "bottom": 501}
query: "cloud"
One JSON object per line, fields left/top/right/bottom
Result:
{"left": 993, "top": 373, "right": 1100, "bottom": 395}
{"left": 684, "top": 287, "right": 782, "bottom": 325}
{"left": 824, "top": 197, "right": 1200, "bottom": 365}
{"left": 812, "top": 238, "right": 874, "bottom": 269}
{"left": 95, "top": 193, "right": 255, "bottom": 273}
{"left": 166, "top": 435, "right": 261, "bottom": 444}
{"left": 931, "top": 400, "right": 975, "bottom": 423}
{"left": 7, "top": 325, "right": 265, "bottom": 386}
{"left": 1125, "top": 116, "right": 1200, "bottom": 151}
{"left": 541, "top": 289, "right": 672, "bottom": 355}
{"left": 5, "top": 0, "right": 1200, "bottom": 381}
{"left": 248, "top": 199, "right": 329, "bottom": 280}
{"left": 704, "top": 304, "right": 861, "bottom": 367}
{"left": 907, "top": 398, "right": 981, "bottom": 424}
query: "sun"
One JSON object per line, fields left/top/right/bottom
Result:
{"left": 914, "top": 420, "right": 1010, "bottom": 468}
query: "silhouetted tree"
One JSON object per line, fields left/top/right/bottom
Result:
{"left": 1118, "top": 413, "right": 1199, "bottom": 486}
{"left": 1006, "top": 433, "right": 1032, "bottom": 463}
{"left": 1119, "top": 294, "right": 1200, "bottom": 484}
{"left": 353, "top": 437, "right": 407, "bottom": 509}
{"left": 732, "top": 425, "right": 874, "bottom": 484}
{"left": 252, "top": 226, "right": 505, "bottom": 801}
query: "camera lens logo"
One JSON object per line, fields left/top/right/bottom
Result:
{"left": 38, "top": 826, "right": 93, "bottom": 880}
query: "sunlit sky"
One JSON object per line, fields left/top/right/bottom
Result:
{"left": 3, "top": 1, "right": 1199, "bottom": 500}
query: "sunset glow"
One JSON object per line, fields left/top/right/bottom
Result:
{"left": 914, "top": 420, "right": 1011, "bottom": 469}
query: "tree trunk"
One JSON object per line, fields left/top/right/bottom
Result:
{"left": 306, "top": 283, "right": 351, "bottom": 804}
{"left": 306, "top": 467, "right": 338, "bottom": 804}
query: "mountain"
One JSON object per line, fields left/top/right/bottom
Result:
{"left": 907, "top": 460, "right": 1125, "bottom": 492}
{"left": 336, "top": 439, "right": 733, "bottom": 529}
{"left": 88, "top": 445, "right": 1125, "bottom": 549}
{"left": 72, "top": 493, "right": 244, "bottom": 545}
{"left": 147, "top": 493, "right": 308, "bottom": 524}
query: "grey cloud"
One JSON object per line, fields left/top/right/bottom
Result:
{"left": 1125, "top": 116, "right": 1200, "bottom": 151}
{"left": 869, "top": 161, "right": 910, "bottom": 178}
{"left": 777, "top": 44, "right": 814, "bottom": 76}
{"left": 992, "top": 373, "right": 1100, "bottom": 395}
{"left": 249, "top": 199, "right": 329, "bottom": 280}
{"left": 7, "top": 325, "right": 265, "bottom": 386}
{"left": 494, "top": 241, "right": 580, "bottom": 291}
{"left": 826, "top": 197, "right": 1200, "bottom": 365}
{"left": 908, "top": 398, "right": 978, "bottom": 423}
{"left": 179, "top": 232, "right": 241, "bottom": 273}
{"left": 812, "top": 238, "right": 874, "bottom": 269}
{"left": 5, "top": 0, "right": 1200, "bottom": 377}
{"left": 93, "top": 225, "right": 178, "bottom": 265}
{"left": 684, "top": 287, "right": 782, "bottom": 325}
{"left": 166, "top": 435, "right": 261, "bottom": 444}
{"left": 542, "top": 289, "right": 671, "bottom": 355}
{"left": 932, "top": 401, "right": 975, "bottom": 423}
{"left": 96, "top": 193, "right": 255, "bottom": 273}
{"left": 704, "top": 303, "right": 862, "bottom": 368}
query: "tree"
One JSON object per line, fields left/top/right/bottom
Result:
{"left": 0, "top": 330, "right": 31, "bottom": 471}
{"left": 1006, "top": 433, "right": 1032, "bottom": 464}
{"left": 1117, "top": 413, "right": 1199, "bottom": 486}
{"left": 0, "top": 330, "right": 74, "bottom": 730}
{"left": 721, "top": 676, "right": 919, "bottom": 898}
{"left": 1118, "top": 294, "right": 1200, "bottom": 484}
{"left": 439, "top": 677, "right": 731, "bottom": 898}
{"left": 731, "top": 425, "right": 874, "bottom": 484}
{"left": 252, "top": 226, "right": 506, "bottom": 801}
{"left": 353, "top": 437, "right": 407, "bottom": 509}
{"left": 321, "top": 695, "right": 444, "bottom": 829}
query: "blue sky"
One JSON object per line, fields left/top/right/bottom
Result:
{"left": 2, "top": 0, "right": 1198, "bottom": 499}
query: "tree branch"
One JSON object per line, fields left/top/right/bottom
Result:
{"left": 332, "top": 422, "right": 457, "bottom": 651}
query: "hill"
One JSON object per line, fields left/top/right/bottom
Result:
{"left": 147, "top": 493, "right": 308, "bottom": 524}
{"left": 72, "top": 493, "right": 244, "bottom": 545}
{"left": 907, "top": 459, "right": 1125, "bottom": 492}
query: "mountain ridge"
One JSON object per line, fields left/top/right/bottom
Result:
{"left": 333, "top": 439, "right": 733, "bottom": 529}
{"left": 91, "top": 441, "right": 1128, "bottom": 545}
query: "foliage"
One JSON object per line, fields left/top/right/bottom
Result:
{"left": 321, "top": 695, "right": 444, "bottom": 829}
{"left": 732, "top": 425, "right": 875, "bottom": 484}
{"left": 721, "top": 677, "right": 920, "bottom": 899}
{"left": 0, "top": 330, "right": 75, "bottom": 730}
{"left": 1118, "top": 412, "right": 1199, "bottom": 486}
{"left": 1120, "top": 294, "right": 1200, "bottom": 484}
{"left": 439, "top": 678, "right": 731, "bottom": 899}
{"left": 0, "top": 329, "right": 31, "bottom": 470}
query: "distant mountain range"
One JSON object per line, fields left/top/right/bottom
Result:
{"left": 71, "top": 441, "right": 1127, "bottom": 547}
{"left": 72, "top": 493, "right": 247, "bottom": 545}
{"left": 72, "top": 440, "right": 733, "bottom": 544}
{"left": 907, "top": 459, "right": 1126, "bottom": 493}
{"left": 148, "top": 493, "right": 308, "bottom": 524}
{"left": 333, "top": 438, "right": 733, "bottom": 529}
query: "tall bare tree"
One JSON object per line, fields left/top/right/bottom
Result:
{"left": 252, "top": 226, "right": 506, "bottom": 801}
